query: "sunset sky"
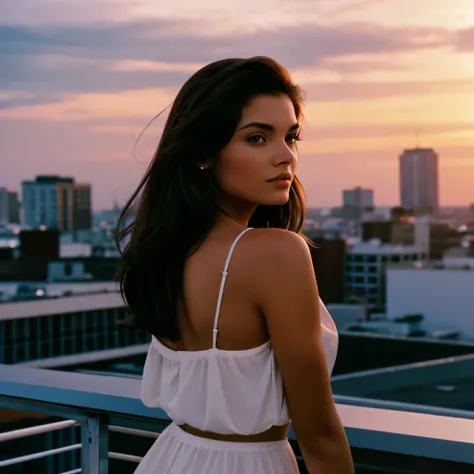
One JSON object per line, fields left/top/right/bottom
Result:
{"left": 1, "top": 0, "right": 473, "bottom": 209}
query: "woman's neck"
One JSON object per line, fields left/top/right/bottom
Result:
{"left": 217, "top": 197, "right": 257, "bottom": 227}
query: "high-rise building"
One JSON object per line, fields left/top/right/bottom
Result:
{"left": 0, "top": 188, "right": 7, "bottom": 224}
{"left": 22, "top": 175, "right": 92, "bottom": 231}
{"left": 0, "top": 188, "right": 20, "bottom": 224}
{"left": 56, "top": 182, "right": 92, "bottom": 232}
{"left": 399, "top": 148, "right": 439, "bottom": 212}
{"left": 343, "top": 187, "right": 374, "bottom": 209}
{"left": 8, "top": 190, "right": 20, "bottom": 224}
{"left": 22, "top": 176, "right": 73, "bottom": 228}
{"left": 342, "top": 187, "right": 374, "bottom": 220}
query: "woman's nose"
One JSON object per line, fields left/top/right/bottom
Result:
{"left": 275, "top": 143, "right": 297, "bottom": 166}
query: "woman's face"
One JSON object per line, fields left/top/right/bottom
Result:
{"left": 213, "top": 93, "right": 300, "bottom": 209}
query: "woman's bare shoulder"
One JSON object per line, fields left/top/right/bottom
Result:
{"left": 237, "top": 228, "right": 311, "bottom": 273}
{"left": 243, "top": 228, "right": 309, "bottom": 257}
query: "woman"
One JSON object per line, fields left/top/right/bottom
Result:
{"left": 116, "top": 56, "right": 354, "bottom": 474}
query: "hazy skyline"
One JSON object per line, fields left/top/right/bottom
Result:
{"left": 1, "top": 0, "right": 473, "bottom": 209}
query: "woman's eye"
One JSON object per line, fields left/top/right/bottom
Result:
{"left": 247, "top": 134, "right": 266, "bottom": 144}
{"left": 286, "top": 134, "right": 301, "bottom": 144}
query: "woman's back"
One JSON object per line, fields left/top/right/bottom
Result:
{"left": 162, "top": 225, "right": 269, "bottom": 352}
{"left": 141, "top": 226, "right": 339, "bottom": 434}
{"left": 141, "top": 227, "right": 290, "bottom": 435}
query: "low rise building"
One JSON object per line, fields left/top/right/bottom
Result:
{"left": 346, "top": 241, "right": 425, "bottom": 311}
{"left": 387, "top": 260, "right": 474, "bottom": 340}
{"left": 0, "top": 291, "right": 147, "bottom": 364}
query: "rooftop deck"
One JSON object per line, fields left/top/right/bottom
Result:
{"left": 1, "top": 364, "right": 474, "bottom": 473}
{"left": 332, "top": 352, "right": 474, "bottom": 411}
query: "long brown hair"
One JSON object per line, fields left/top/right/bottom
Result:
{"left": 116, "top": 56, "right": 308, "bottom": 341}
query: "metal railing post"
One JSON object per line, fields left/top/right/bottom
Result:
{"left": 81, "top": 414, "right": 108, "bottom": 474}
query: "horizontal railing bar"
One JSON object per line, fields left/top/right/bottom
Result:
{"left": 0, "top": 419, "right": 78, "bottom": 442}
{"left": 107, "top": 413, "right": 171, "bottom": 436}
{"left": 108, "top": 424, "right": 159, "bottom": 439}
{"left": 0, "top": 394, "right": 90, "bottom": 424}
{"left": 59, "top": 470, "right": 82, "bottom": 474}
{"left": 0, "top": 443, "right": 81, "bottom": 468}
{"left": 109, "top": 451, "right": 143, "bottom": 463}
{"left": 0, "top": 364, "right": 161, "bottom": 420}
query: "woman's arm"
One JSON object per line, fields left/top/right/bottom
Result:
{"left": 251, "top": 229, "right": 354, "bottom": 474}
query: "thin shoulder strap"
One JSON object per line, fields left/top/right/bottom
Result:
{"left": 212, "top": 227, "right": 253, "bottom": 348}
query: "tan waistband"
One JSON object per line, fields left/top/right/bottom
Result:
{"left": 178, "top": 423, "right": 290, "bottom": 443}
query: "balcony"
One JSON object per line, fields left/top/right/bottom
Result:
{"left": 1, "top": 364, "right": 474, "bottom": 473}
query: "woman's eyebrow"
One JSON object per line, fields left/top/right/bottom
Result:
{"left": 237, "top": 121, "right": 300, "bottom": 132}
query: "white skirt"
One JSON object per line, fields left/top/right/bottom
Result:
{"left": 134, "top": 422, "right": 300, "bottom": 474}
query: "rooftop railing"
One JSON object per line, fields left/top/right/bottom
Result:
{"left": 1, "top": 364, "right": 474, "bottom": 473}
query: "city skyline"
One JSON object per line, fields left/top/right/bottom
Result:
{"left": 1, "top": 0, "right": 473, "bottom": 209}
